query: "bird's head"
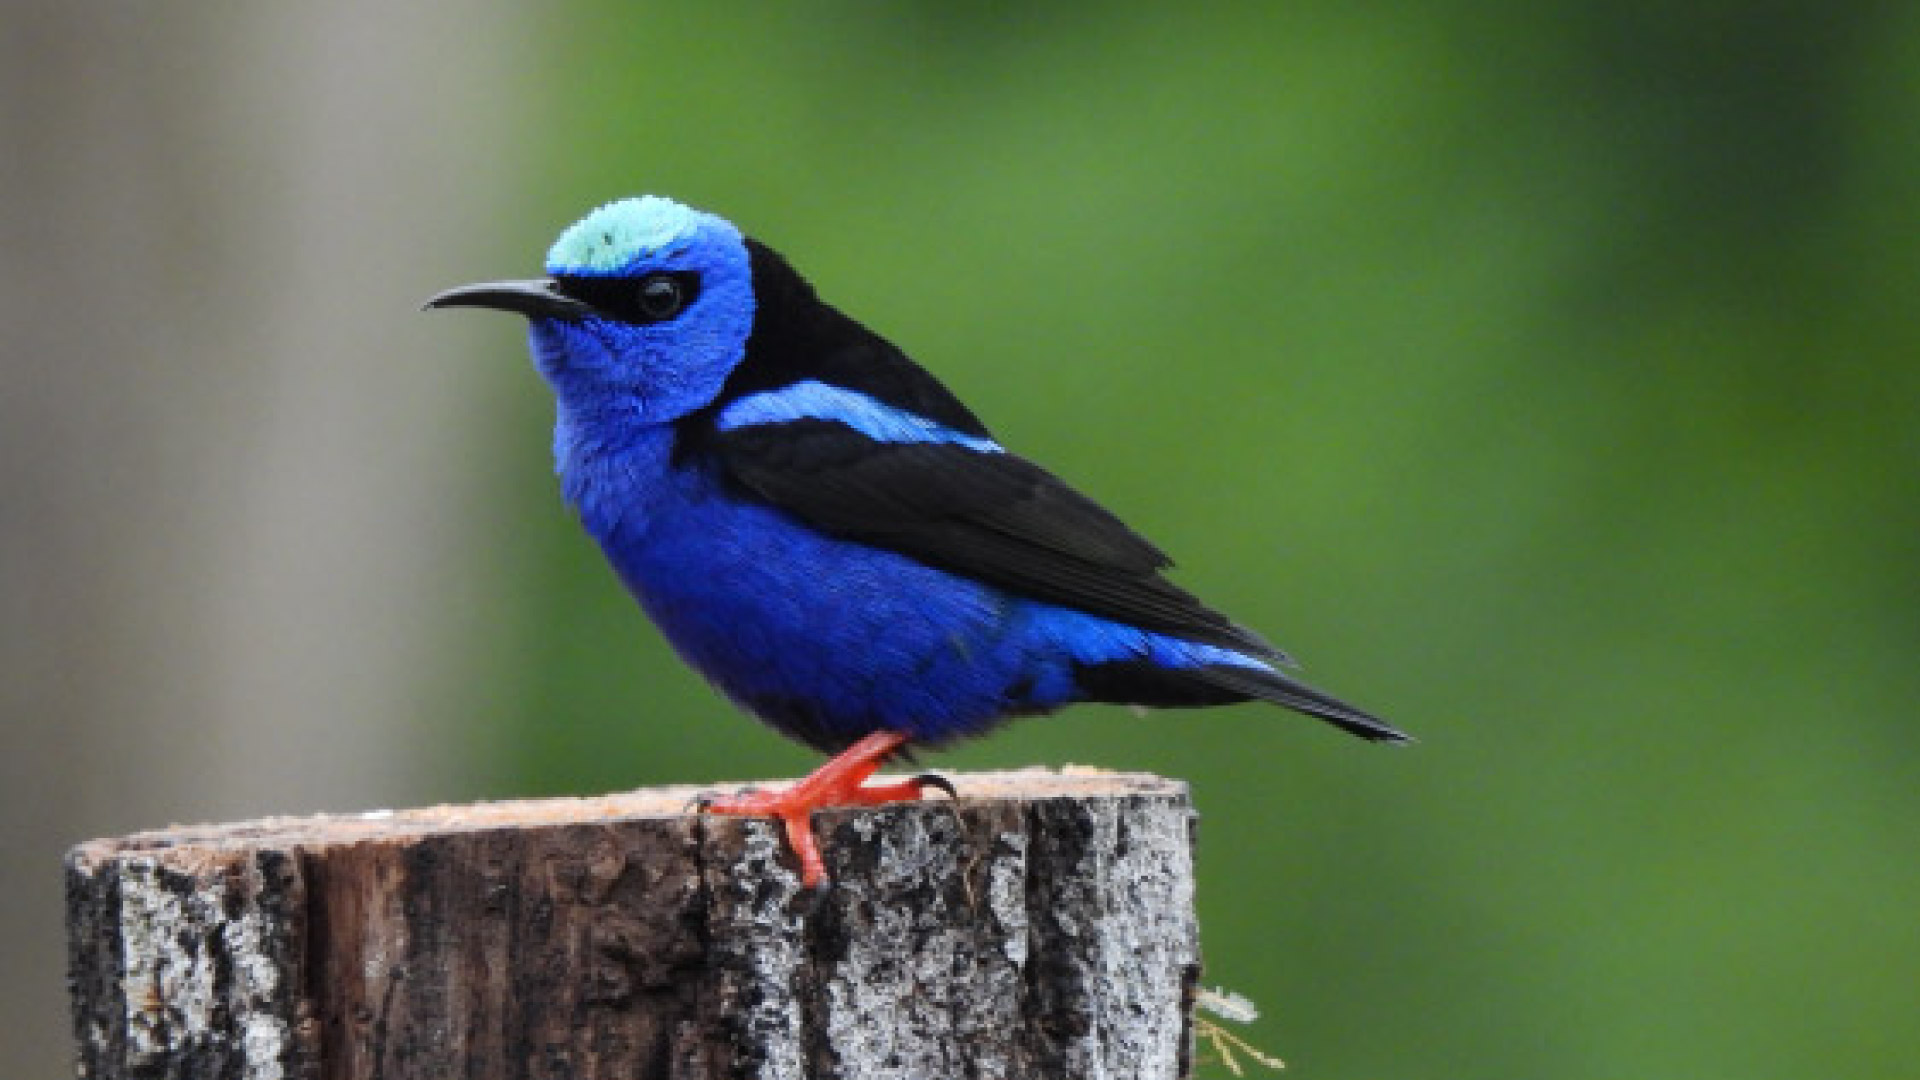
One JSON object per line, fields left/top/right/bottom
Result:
{"left": 427, "top": 195, "right": 755, "bottom": 425}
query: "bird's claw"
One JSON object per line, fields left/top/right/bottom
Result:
{"left": 911, "top": 773, "right": 957, "bottom": 800}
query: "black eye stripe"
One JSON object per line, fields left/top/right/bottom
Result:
{"left": 556, "top": 271, "right": 701, "bottom": 325}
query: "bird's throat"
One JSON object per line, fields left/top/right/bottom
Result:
{"left": 553, "top": 409, "right": 682, "bottom": 542}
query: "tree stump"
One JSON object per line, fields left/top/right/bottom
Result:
{"left": 67, "top": 768, "right": 1201, "bottom": 1080}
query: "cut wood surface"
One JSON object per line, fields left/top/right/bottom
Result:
{"left": 68, "top": 768, "right": 1201, "bottom": 1080}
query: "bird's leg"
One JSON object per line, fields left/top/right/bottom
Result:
{"left": 701, "top": 731, "right": 950, "bottom": 888}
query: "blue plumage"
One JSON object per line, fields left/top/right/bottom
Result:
{"left": 429, "top": 195, "right": 1406, "bottom": 759}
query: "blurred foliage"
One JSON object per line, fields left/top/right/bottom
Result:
{"left": 454, "top": 5, "right": 1918, "bottom": 1077}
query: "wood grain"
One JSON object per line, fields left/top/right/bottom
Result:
{"left": 68, "top": 768, "right": 1201, "bottom": 1079}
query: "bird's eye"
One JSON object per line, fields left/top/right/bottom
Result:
{"left": 550, "top": 270, "right": 699, "bottom": 325}
{"left": 636, "top": 273, "right": 687, "bottom": 320}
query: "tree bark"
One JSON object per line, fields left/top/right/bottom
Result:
{"left": 67, "top": 768, "right": 1201, "bottom": 1080}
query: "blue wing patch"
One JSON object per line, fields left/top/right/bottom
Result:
{"left": 717, "top": 379, "right": 1005, "bottom": 453}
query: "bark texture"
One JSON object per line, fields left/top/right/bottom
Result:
{"left": 68, "top": 769, "right": 1200, "bottom": 1080}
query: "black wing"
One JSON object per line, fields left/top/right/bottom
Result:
{"left": 695, "top": 416, "right": 1286, "bottom": 660}
{"left": 674, "top": 237, "right": 1407, "bottom": 741}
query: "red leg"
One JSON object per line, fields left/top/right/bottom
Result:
{"left": 702, "top": 731, "right": 948, "bottom": 888}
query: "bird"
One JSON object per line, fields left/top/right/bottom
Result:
{"left": 426, "top": 195, "right": 1406, "bottom": 887}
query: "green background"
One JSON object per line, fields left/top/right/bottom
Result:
{"left": 451, "top": 6, "right": 1919, "bottom": 1077}
{"left": 10, "top": 5, "right": 1915, "bottom": 1078}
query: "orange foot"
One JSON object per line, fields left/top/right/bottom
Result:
{"left": 701, "top": 731, "right": 954, "bottom": 889}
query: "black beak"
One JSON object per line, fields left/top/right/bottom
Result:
{"left": 422, "top": 279, "right": 592, "bottom": 321}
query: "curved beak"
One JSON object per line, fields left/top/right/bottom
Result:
{"left": 422, "top": 279, "right": 592, "bottom": 321}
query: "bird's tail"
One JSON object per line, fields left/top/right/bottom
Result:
{"left": 1198, "top": 663, "right": 1412, "bottom": 743}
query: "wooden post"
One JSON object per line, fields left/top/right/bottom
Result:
{"left": 67, "top": 768, "right": 1201, "bottom": 1080}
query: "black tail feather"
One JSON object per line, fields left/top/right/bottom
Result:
{"left": 1075, "top": 657, "right": 1410, "bottom": 742}
{"left": 1194, "top": 664, "right": 1411, "bottom": 743}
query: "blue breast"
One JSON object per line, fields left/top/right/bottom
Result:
{"left": 557, "top": 420, "right": 1049, "bottom": 748}
{"left": 555, "top": 414, "right": 1257, "bottom": 751}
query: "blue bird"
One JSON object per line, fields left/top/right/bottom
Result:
{"left": 427, "top": 196, "right": 1406, "bottom": 886}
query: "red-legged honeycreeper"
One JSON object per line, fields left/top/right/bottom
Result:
{"left": 426, "top": 196, "right": 1407, "bottom": 887}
